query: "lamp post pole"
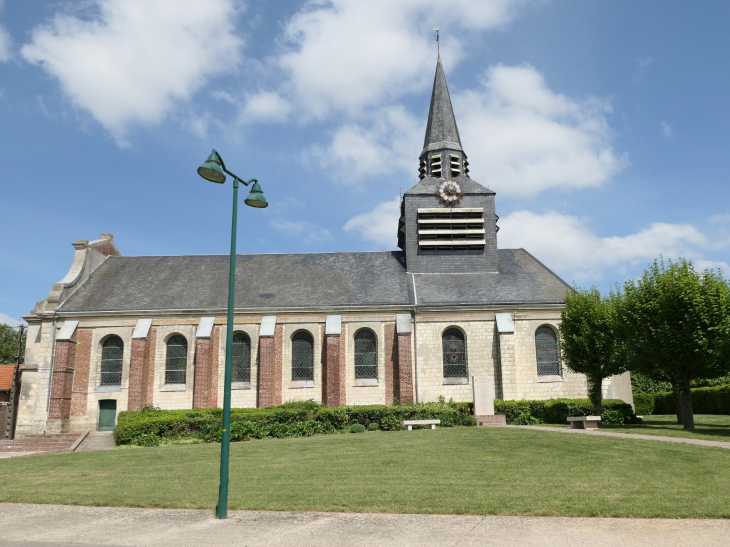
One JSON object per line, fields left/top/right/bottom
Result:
{"left": 197, "top": 149, "right": 268, "bottom": 520}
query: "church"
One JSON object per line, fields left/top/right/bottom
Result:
{"left": 16, "top": 57, "right": 632, "bottom": 435}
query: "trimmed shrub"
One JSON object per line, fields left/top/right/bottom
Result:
{"left": 114, "top": 401, "right": 474, "bottom": 445}
{"left": 350, "top": 423, "right": 366, "bottom": 433}
{"left": 367, "top": 422, "right": 380, "bottom": 431}
{"left": 652, "top": 384, "right": 730, "bottom": 416}
{"left": 633, "top": 393, "right": 655, "bottom": 416}
{"left": 495, "top": 398, "right": 639, "bottom": 425}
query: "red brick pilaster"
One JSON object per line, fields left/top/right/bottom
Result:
{"left": 397, "top": 333, "right": 414, "bottom": 403}
{"left": 324, "top": 322, "right": 346, "bottom": 407}
{"left": 209, "top": 326, "right": 220, "bottom": 408}
{"left": 128, "top": 338, "right": 148, "bottom": 411}
{"left": 70, "top": 329, "right": 92, "bottom": 416}
{"left": 49, "top": 332, "right": 77, "bottom": 420}
{"left": 384, "top": 323, "right": 396, "bottom": 405}
{"left": 144, "top": 328, "right": 156, "bottom": 407}
{"left": 257, "top": 324, "right": 282, "bottom": 407}
{"left": 193, "top": 338, "right": 212, "bottom": 409}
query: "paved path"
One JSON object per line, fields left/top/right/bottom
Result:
{"left": 1, "top": 503, "right": 729, "bottom": 547}
{"left": 76, "top": 431, "right": 115, "bottom": 452}
{"left": 510, "top": 425, "right": 730, "bottom": 449}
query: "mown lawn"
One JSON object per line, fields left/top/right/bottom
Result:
{"left": 1, "top": 426, "right": 729, "bottom": 518}
{"left": 539, "top": 414, "right": 730, "bottom": 442}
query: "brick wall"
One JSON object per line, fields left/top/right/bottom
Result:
{"left": 324, "top": 330, "right": 343, "bottom": 407}
{"left": 193, "top": 338, "right": 212, "bottom": 409}
{"left": 397, "top": 332, "right": 414, "bottom": 402}
{"left": 128, "top": 338, "right": 147, "bottom": 411}
{"left": 70, "top": 329, "right": 92, "bottom": 416}
{"left": 49, "top": 332, "right": 77, "bottom": 420}
{"left": 257, "top": 324, "right": 282, "bottom": 407}
{"left": 144, "top": 328, "right": 156, "bottom": 406}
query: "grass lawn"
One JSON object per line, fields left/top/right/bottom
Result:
{"left": 538, "top": 414, "right": 730, "bottom": 442}
{"left": 2, "top": 427, "right": 730, "bottom": 518}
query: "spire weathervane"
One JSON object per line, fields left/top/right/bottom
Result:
{"left": 434, "top": 27, "right": 440, "bottom": 56}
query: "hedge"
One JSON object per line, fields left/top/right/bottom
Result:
{"left": 494, "top": 398, "right": 640, "bottom": 425}
{"left": 114, "top": 401, "right": 476, "bottom": 446}
{"left": 636, "top": 384, "right": 730, "bottom": 416}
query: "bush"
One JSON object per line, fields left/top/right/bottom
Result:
{"left": 350, "top": 423, "right": 366, "bottom": 433}
{"left": 601, "top": 408, "right": 642, "bottom": 425}
{"left": 494, "top": 398, "right": 638, "bottom": 425}
{"left": 367, "top": 422, "right": 380, "bottom": 431}
{"left": 633, "top": 393, "right": 655, "bottom": 416}
{"left": 130, "top": 433, "right": 162, "bottom": 447}
{"left": 114, "top": 401, "right": 474, "bottom": 445}
{"left": 652, "top": 384, "right": 730, "bottom": 416}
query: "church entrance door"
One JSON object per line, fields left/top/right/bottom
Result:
{"left": 98, "top": 400, "right": 117, "bottom": 431}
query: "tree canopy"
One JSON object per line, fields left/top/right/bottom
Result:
{"left": 0, "top": 323, "right": 25, "bottom": 364}
{"left": 558, "top": 287, "right": 626, "bottom": 414}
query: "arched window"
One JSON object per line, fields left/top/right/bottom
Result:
{"left": 535, "top": 327, "right": 560, "bottom": 376}
{"left": 232, "top": 332, "right": 251, "bottom": 382}
{"left": 292, "top": 331, "right": 314, "bottom": 381}
{"left": 165, "top": 335, "right": 188, "bottom": 384}
{"left": 354, "top": 330, "right": 377, "bottom": 379}
{"left": 442, "top": 328, "right": 467, "bottom": 378}
{"left": 100, "top": 336, "right": 123, "bottom": 386}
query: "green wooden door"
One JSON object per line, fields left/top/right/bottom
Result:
{"left": 98, "top": 400, "right": 117, "bottom": 431}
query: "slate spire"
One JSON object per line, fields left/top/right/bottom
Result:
{"left": 421, "top": 55, "right": 462, "bottom": 156}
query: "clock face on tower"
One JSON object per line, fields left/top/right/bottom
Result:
{"left": 437, "top": 179, "right": 464, "bottom": 205}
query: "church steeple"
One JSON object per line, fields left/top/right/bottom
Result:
{"left": 422, "top": 55, "right": 462, "bottom": 155}
{"left": 418, "top": 57, "right": 469, "bottom": 179}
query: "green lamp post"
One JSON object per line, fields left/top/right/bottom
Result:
{"left": 197, "top": 149, "right": 268, "bottom": 519}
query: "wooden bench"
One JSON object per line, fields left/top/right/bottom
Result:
{"left": 401, "top": 419, "right": 440, "bottom": 431}
{"left": 567, "top": 416, "right": 601, "bottom": 429}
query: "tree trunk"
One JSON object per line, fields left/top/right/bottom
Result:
{"left": 593, "top": 377, "right": 603, "bottom": 416}
{"left": 681, "top": 370, "right": 695, "bottom": 431}
{"left": 670, "top": 379, "right": 683, "bottom": 424}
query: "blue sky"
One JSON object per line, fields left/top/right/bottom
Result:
{"left": 1, "top": 0, "right": 729, "bottom": 325}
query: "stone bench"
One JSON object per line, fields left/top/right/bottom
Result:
{"left": 401, "top": 419, "right": 440, "bottom": 431}
{"left": 567, "top": 416, "right": 601, "bottom": 429}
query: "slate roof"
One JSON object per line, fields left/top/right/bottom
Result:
{"left": 56, "top": 249, "right": 569, "bottom": 313}
{"left": 405, "top": 174, "right": 494, "bottom": 195}
{"left": 421, "top": 55, "right": 462, "bottom": 155}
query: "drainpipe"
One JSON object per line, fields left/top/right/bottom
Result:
{"left": 411, "top": 274, "right": 419, "bottom": 403}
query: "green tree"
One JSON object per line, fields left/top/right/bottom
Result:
{"left": 558, "top": 287, "right": 626, "bottom": 415}
{"left": 0, "top": 323, "right": 25, "bottom": 364}
{"left": 618, "top": 258, "right": 730, "bottom": 430}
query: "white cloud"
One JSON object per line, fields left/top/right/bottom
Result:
{"left": 343, "top": 196, "right": 400, "bottom": 248}
{"left": 661, "top": 121, "right": 673, "bottom": 139}
{"left": 455, "top": 64, "right": 625, "bottom": 197}
{"left": 711, "top": 214, "right": 730, "bottom": 224}
{"left": 21, "top": 0, "right": 244, "bottom": 145}
{"left": 242, "top": 91, "right": 292, "bottom": 123}
{"left": 272, "top": 0, "right": 532, "bottom": 119}
{"left": 498, "top": 210, "right": 728, "bottom": 280}
{"left": 309, "top": 106, "right": 421, "bottom": 183}
{"left": 0, "top": 312, "right": 22, "bottom": 327}
{"left": 269, "top": 219, "right": 332, "bottom": 245}
{"left": 0, "top": 0, "right": 11, "bottom": 62}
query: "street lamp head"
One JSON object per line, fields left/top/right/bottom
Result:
{"left": 198, "top": 150, "right": 226, "bottom": 184}
{"left": 244, "top": 181, "right": 268, "bottom": 208}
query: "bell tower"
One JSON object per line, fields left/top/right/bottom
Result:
{"left": 398, "top": 56, "right": 499, "bottom": 274}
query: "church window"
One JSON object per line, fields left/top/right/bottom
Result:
{"left": 232, "top": 332, "right": 251, "bottom": 383}
{"left": 165, "top": 335, "right": 188, "bottom": 384}
{"left": 442, "top": 328, "right": 467, "bottom": 378}
{"left": 535, "top": 327, "right": 561, "bottom": 377}
{"left": 292, "top": 331, "right": 314, "bottom": 381}
{"left": 418, "top": 208, "right": 485, "bottom": 251}
{"left": 100, "top": 336, "right": 123, "bottom": 386}
{"left": 354, "top": 329, "right": 377, "bottom": 379}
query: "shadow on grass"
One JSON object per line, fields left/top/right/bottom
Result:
{"left": 599, "top": 415, "right": 730, "bottom": 440}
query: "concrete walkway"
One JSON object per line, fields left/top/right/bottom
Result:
{"left": 76, "top": 431, "right": 115, "bottom": 452}
{"left": 1, "top": 503, "right": 729, "bottom": 547}
{"left": 511, "top": 425, "right": 730, "bottom": 449}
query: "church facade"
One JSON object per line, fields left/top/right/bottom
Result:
{"left": 16, "top": 58, "right": 632, "bottom": 435}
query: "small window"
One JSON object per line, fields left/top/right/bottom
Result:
{"left": 354, "top": 330, "right": 377, "bottom": 379}
{"left": 232, "top": 332, "right": 251, "bottom": 382}
{"left": 442, "top": 328, "right": 467, "bottom": 378}
{"left": 535, "top": 327, "right": 561, "bottom": 376}
{"left": 292, "top": 331, "right": 314, "bottom": 381}
{"left": 165, "top": 335, "right": 188, "bottom": 384}
{"left": 100, "top": 336, "right": 123, "bottom": 386}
